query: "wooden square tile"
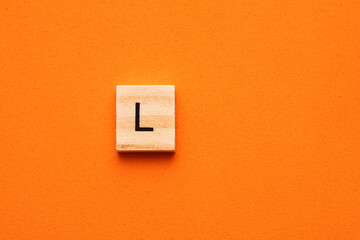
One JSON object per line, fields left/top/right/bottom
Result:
{"left": 116, "top": 85, "right": 175, "bottom": 152}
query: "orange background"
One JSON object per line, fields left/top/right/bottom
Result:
{"left": 1, "top": 1, "right": 359, "bottom": 239}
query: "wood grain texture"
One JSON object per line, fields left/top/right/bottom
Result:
{"left": 116, "top": 85, "right": 175, "bottom": 152}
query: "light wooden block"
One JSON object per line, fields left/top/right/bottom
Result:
{"left": 116, "top": 85, "right": 175, "bottom": 152}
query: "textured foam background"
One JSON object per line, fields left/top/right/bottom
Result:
{"left": 0, "top": 1, "right": 359, "bottom": 239}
